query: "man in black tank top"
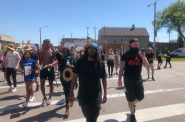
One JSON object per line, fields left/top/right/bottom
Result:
{"left": 118, "top": 38, "right": 149, "bottom": 122}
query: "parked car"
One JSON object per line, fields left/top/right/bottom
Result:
{"left": 170, "top": 49, "right": 185, "bottom": 57}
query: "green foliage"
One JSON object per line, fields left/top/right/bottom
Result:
{"left": 155, "top": 0, "right": 185, "bottom": 41}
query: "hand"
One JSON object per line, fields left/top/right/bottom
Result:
{"left": 15, "top": 66, "right": 19, "bottom": 71}
{"left": 118, "top": 79, "right": 122, "bottom": 87}
{"left": 48, "top": 64, "right": 53, "bottom": 68}
{"left": 102, "top": 94, "right": 107, "bottom": 104}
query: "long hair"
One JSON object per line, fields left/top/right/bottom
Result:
{"left": 81, "top": 47, "right": 102, "bottom": 74}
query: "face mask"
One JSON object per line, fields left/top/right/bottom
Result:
{"left": 130, "top": 47, "right": 139, "bottom": 54}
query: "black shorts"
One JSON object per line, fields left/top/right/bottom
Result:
{"left": 40, "top": 67, "right": 55, "bottom": 81}
{"left": 124, "top": 77, "right": 144, "bottom": 102}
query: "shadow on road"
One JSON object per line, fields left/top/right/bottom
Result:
{"left": 0, "top": 95, "right": 24, "bottom": 101}
{"left": 17, "top": 105, "right": 66, "bottom": 122}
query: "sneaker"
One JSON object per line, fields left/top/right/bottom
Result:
{"left": 152, "top": 77, "right": 155, "bottom": 81}
{"left": 22, "top": 102, "right": 28, "bottom": 108}
{"left": 11, "top": 87, "right": 17, "bottom": 92}
{"left": 64, "top": 109, "right": 69, "bottom": 117}
{"left": 29, "top": 96, "right": 35, "bottom": 102}
{"left": 41, "top": 98, "right": 47, "bottom": 107}
{"left": 35, "top": 85, "right": 40, "bottom": 92}
{"left": 147, "top": 77, "right": 150, "bottom": 80}
{"left": 130, "top": 114, "right": 137, "bottom": 122}
{"left": 8, "top": 86, "right": 13, "bottom": 92}
{"left": 46, "top": 98, "right": 52, "bottom": 105}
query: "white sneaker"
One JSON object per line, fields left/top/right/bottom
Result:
{"left": 29, "top": 96, "right": 35, "bottom": 102}
{"left": 11, "top": 87, "right": 17, "bottom": 92}
{"left": 22, "top": 102, "right": 28, "bottom": 108}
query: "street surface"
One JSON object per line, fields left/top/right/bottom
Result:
{"left": 0, "top": 61, "right": 185, "bottom": 122}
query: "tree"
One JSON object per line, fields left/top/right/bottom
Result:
{"left": 177, "top": 34, "right": 184, "bottom": 48}
{"left": 155, "top": 0, "right": 185, "bottom": 41}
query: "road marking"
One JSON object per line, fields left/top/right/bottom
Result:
{"left": 64, "top": 103, "right": 185, "bottom": 122}
{"left": 107, "top": 87, "right": 185, "bottom": 98}
{"left": 0, "top": 99, "right": 66, "bottom": 113}
{"left": 0, "top": 77, "right": 118, "bottom": 89}
{"left": 0, "top": 87, "right": 185, "bottom": 113}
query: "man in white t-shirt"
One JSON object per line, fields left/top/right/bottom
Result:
{"left": 5, "top": 44, "right": 21, "bottom": 92}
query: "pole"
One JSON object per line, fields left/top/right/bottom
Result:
{"left": 39, "top": 28, "right": 42, "bottom": 48}
{"left": 154, "top": 1, "right": 157, "bottom": 53}
{"left": 86, "top": 27, "right": 89, "bottom": 39}
{"left": 94, "top": 26, "right": 97, "bottom": 42}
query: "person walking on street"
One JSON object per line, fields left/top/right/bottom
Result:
{"left": 164, "top": 51, "right": 172, "bottom": 68}
{"left": 114, "top": 49, "right": 120, "bottom": 75}
{"left": 118, "top": 38, "right": 149, "bottom": 122}
{"left": 23, "top": 45, "right": 40, "bottom": 91}
{"left": 20, "top": 52, "right": 37, "bottom": 107}
{"left": 69, "top": 43, "right": 107, "bottom": 122}
{"left": 39, "top": 39, "right": 57, "bottom": 107}
{"left": 107, "top": 48, "right": 115, "bottom": 77}
{"left": 5, "top": 44, "right": 21, "bottom": 92}
{"left": 50, "top": 45, "right": 74, "bottom": 118}
{"left": 156, "top": 50, "right": 163, "bottom": 70}
{"left": 146, "top": 47, "right": 155, "bottom": 81}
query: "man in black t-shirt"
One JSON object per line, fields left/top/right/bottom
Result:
{"left": 69, "top": 43, "right": 107, "bottom": 122}
{"left": 146, "top": 47, "right": 155, "bottom": 81}
{"left": 118, "top": 38, "right": 149, "bottom": 122}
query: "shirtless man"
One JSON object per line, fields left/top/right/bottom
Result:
{"left": 39, "top": 39, "right": 57, "bottom": 107}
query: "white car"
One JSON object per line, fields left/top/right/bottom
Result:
{"left": 170, "top": 49, "right": 185, "bottom": 57}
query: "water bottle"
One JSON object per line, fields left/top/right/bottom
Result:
{"left": 67, "top": 60, "right": 70, "bottom": 66}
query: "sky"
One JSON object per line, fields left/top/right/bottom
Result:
{"left": 0, "top": 0, "right": 181, "bottom": 46}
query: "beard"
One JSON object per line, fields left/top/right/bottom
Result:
{"left": 130, "top": 47, "right": 139, "bottom": 54}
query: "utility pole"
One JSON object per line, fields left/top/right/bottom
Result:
{"left": 154, "top": 1, "right": 157, "bottom": 53}
{"left": 86, "top": 26, "right": 89, "bottom": 39}
{"left": 148, "top": 0, "right": 158, "bottom": 53}
{"left": 93, "top": 26, "right": 97, "bottom": 41}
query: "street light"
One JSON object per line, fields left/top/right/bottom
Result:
{"left": 39, "top": 26, "right": 48, "bottom": 48}
{"left": 148, "top": 0, "right": 158, "bottom": 53}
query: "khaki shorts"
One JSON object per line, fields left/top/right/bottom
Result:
{"left": 149, "top": 63, "right": 154, "bottom": 70}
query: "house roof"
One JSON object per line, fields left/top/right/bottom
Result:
{"left": 99, "top": 27, "right": 149, "bottom": 37}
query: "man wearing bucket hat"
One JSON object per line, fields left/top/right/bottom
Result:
{"left": 69, "top": 43, "right": 107, "bottom": 122}
{"left": 118, "top": 38, "right": 149, "bottom": 122}
{"left": 5, "top": 44, "right": 21, "bottom": 92}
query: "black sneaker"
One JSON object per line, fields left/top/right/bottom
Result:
{"left": 130, "top": 114, "right": 137, "bottom": 122}
{"left": 152, "top": 77, "right": 155, "bottom": 81}
{"left": 41, "top": 98, "right": 47, "bottom": 107}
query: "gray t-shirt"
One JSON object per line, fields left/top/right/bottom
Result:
{"left": 6, "top": 51, "right": 20, "bottom": 68}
